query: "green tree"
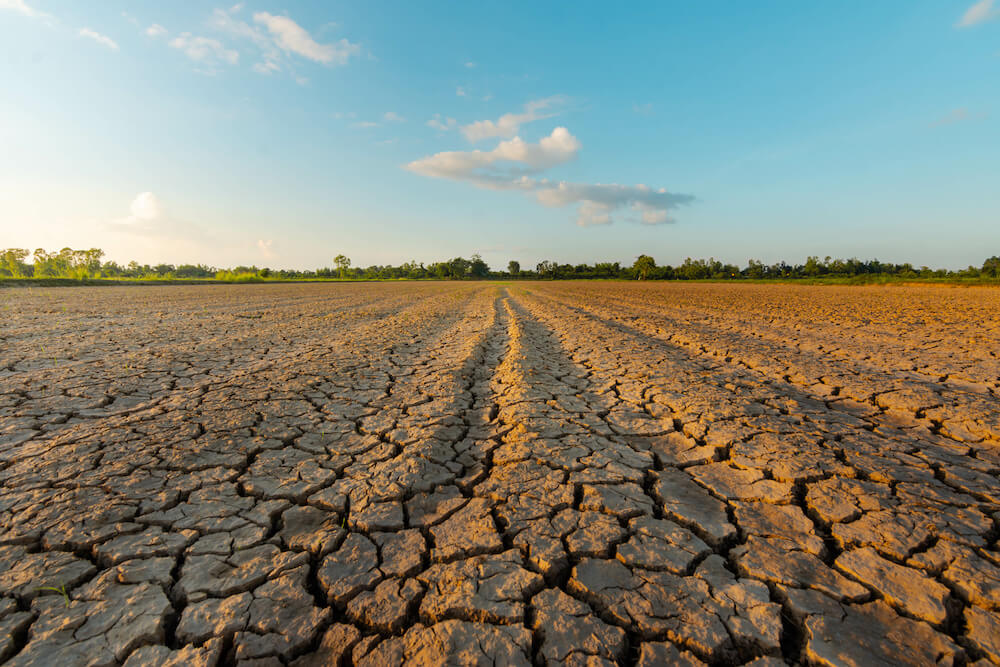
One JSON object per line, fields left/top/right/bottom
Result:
{"left": 536, "top": 260, "right": 555, "bottom": 278}
{"left": 633, "top": 254, "right": 656, "bottom": 280}
{"left": 333, "top": 254, "right": 351, "bottom": 279}
{"left": 982, "top": 256, "right": 1000, "bottom": 278}
{"left": 0, "top": 248, "right": 30, "bottom": 277}
{"left": 448, "top": 257, "right": 471, "bottom": 279}
{"left": 469, "top": 254, "right": 490, "bottom": 279}
{"left": 507, "top": 260, "right": 520, "bottom": 277}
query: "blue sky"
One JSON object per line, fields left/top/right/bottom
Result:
{"left": 1, "top": 1, "right": 998, "bottom": 270}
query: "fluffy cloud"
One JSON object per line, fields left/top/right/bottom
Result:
{"left": 109, "top": 192, "right": 210, "bottom": 244}
{"left": 146, "top": 24, "right": 167, "bottom": 38}
{"left": 257, "top": 239, "right": 275, "bottom": 258}
{"left": 383, "top": 111, "right": 405, "bottom": 122}
{"left": 129, "top": 192, "right": 164, "bottom": 221}
{"left": 110, "top": 192, "right": 167, "bottom": 231}
{"left": 406, "top": 127, "right": 581, "bottom": 184}
{"left": 407, "top": 124, "right": 694, "bottom": 226}
{"left": 253, "top": 11, "right": 360, "bottom": 64}
{"left": 957, "top": 0, "right": 997, "bottom": 26}
{"left": 534, "top": 182, "right": 693, "bottom": 226}
{"left": 461, "top": 96, "right": 565, "bottom": 142}
{"left": 170, "top": 33, "right": 239, "bottom": 65}
{"left": 79, "top": 28, "right": 119, "bottom": 50}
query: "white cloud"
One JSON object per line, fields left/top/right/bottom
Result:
{"left": 109, "top": 192, "right": 210, "bottom": 243}
{"left": 465, "top": 61, "right": 476, "bottom": 68}
{"left": 406, "top": 126, "right": 694, "bottom": 226}
{"left": 461, "top": 96, "right": 565, "bottom": 142}
{"left": 253, "top": 11, "right": 360, "bottom": 64}
{"left": 632, "top": 102, "right": 653, "bottom": 116}
{"left": 205, "top": 7, "right": 361, "bottom": 76}
{"left": 110, "top": 192, "right": 167, "bottom": 230}
{"left": 383, "top": 111, "right": 405, "bottom": 122}
{"left": 79, "top": 28, "right": 119, "bottom": 51}
{"left": 0, "top": 0, "right": 45, "bottom": 18}
{"left": 129, "top": 192, "right": 163, "bottom": 221}
{"left": 212, "top": 7, "right": 270, "bottom": 47}
{"left": 427, "top": 114, "right": 458, "bottom": 131}
{"left": 170, "top": 33, "right": 239, "bottom": 65}
{"left": 352, "top": 121, "right": 378, "bottom": 129}
{"left": 406, "top": 127, "right": 581, "bottom": 183}
{"left": 146, "top": 24, "right": 167, "bottom": 38}
{"left": 634, "top": 202, "right": 670, "bottom": 225}
{"left": 257, "top": 239, "right": 274, "bottom": 258}
{"left": 957, "top": 0, "right": 997, "bottom": 26}
{"left": 456, "top": 86, "right": 466, "bottom": 97}
{"left": 534, "top": 181, "right": 692, "bottom": 227}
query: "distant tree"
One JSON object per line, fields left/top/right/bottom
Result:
{"left": 632, "top": 254, "right": 656, "bottom": 280}
{"left": 469, "top": 254, "right": 490, "bottom": 278}
{"left": 982, "top": 256, "right": 1000, "bottom": 278}
{"left": 0, "top": 248, "right": 30, "bottom": 277}
{"left": 334, "top": 254, "right": 351, "bottom": 279}
{"left": 507, "top": 260, "right": 520, "bottom": 277}
{"left": 536, "top": 260, "right": 555, "bottom": 278}
{"left": 430, "top": 262, "right": 450, "bottom": 279}
{"left": 448, "top": 257, "right": 471, "bottom": 279}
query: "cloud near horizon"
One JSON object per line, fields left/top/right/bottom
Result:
{"left": 407, "top": 123, "right": 694, "bottom": 226}
{"left": 128, "top": 192, "right": 164, "bottom": 222}
{"left": 108, "top": 192, "right": 211, "bottom": 244}
{"left": 108, "top": 192, "right": 168, "bottom": 233}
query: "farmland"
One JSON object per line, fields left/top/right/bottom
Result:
{"left": 1, "top": 282, "right": 999, "bottom": 665}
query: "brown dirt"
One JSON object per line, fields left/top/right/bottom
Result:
{"left": 0, "top": 281, "right": 998, "bottom": 665}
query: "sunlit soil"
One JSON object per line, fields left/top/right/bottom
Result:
{"left": 0, "top": 281, "right": 998, "bottom": 665}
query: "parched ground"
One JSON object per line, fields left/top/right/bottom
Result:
{"left": 1, "top": 281, "right": 999, "bottom": 666}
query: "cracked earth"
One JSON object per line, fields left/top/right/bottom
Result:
{"left": 1, "top": 281, "right": 999, "bottom": 666}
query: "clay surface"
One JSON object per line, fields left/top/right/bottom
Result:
{"left": 1, "top": 281, "right": 998, "bottom": 665}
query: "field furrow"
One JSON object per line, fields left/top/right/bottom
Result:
{"left": 0, "top": 282, "right": 997, "bottom": 666}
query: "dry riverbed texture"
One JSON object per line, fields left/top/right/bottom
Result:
{"left": 1, "top": 282, "right": 999, "bottom": 666}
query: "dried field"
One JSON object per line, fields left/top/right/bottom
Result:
{"left": 1, "top": 281, "right": 999, "bottom": 666}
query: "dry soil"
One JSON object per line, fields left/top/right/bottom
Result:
{"left": 1, "top": 282, "right": 999, "bottom": 666}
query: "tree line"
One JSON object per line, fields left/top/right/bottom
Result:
{"left": 3, "top": 247, "right": 999, "bottom": 282}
